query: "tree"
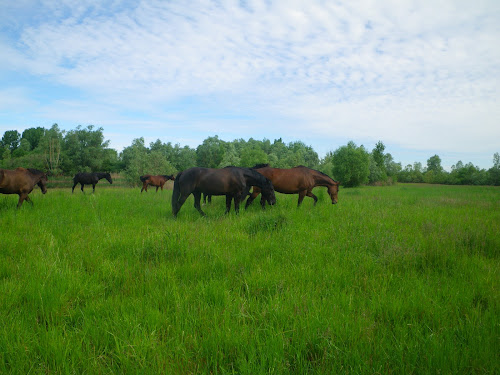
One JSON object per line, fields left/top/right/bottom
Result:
{"left": 123, "top": 148, "right": 176, "bottom": 186}
{"left": 488, "top": 153, "right": 500, "bottom": 186}
{"left": 12, "top": 138, "right": 31, "bottom": 158}
{"left": 21, "top": 127, "right": 45, "bottom": 150}
{"left": 426, "top": 155, "right": 443, "bottom": 173}
{"left": 1, "top": 130, "right": 21, "bottom": 151}
{"left": 62, "top": 125, "right": 111, "bottom": 173}
{"left": 372, "top": 141, "right": 387, "bottom": 172}
{"left": 330, "top": 141, "right": 370, "bottom": 187}
{"left": 218, "top": 143, "right": 241, "bottom": 167}
{"left": 196, "top": 136, "right": 226, "bottom": 168}
{"left": 240, "top": 145, "right": 268, "bottom": 167}
{"left": 37, "top": 124, "right": 64, "bottom": 175}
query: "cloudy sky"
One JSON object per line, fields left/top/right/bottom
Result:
{"left": 1, "top": 0, "right": 499, "bottom": 169}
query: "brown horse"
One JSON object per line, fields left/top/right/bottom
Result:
{"left": 140, "top": 174, "right": 175, "bottom": 193}
{"left": 245, "top": 164, "right": 339, "bottom": 208}
{"left": 0, "top": 167, "right": 48, "bottom": 208}
{"left": 172, "top": 167, "right": 276, "bottom": 217}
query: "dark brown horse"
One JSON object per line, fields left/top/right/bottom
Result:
{"left": 172, "top": 167, "right": 276, "bottom": 217}
{"left": 0, "top": 167, "right": 48, "bottom": 208}
{"left": 140, "top": 174, "right": 175, "bottom": 193}
{"left": 245, "top": 164, "right": 339, "bottom": 208}
{"left": 72, "top": 172, "right": 112, "bottom": 193}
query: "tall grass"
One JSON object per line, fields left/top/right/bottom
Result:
{"left": 0, "top": 184, "right": 498, "bottom": 374}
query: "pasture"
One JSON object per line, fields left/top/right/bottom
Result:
{"left": 0, "top": 183, "right": 498, "bottom": 374}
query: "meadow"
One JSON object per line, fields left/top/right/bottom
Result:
{"left": 0, "top": 183, "right": 498, "bottom": 374}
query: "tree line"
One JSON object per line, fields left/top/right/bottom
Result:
{"left": 1, "top": 124, "right": 499, "bottom": 187}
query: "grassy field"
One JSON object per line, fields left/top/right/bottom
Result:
{"left": 0, "top": 183, "right": 498, "bottom": 374}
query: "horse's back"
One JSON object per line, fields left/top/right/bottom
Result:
{"left": 179, "top": 167, "right": 244, "bottom": 195}
{"left": 256, "top": 166, "right": 314, "bottom": 193}
{"left": 0, "top": 168, "right": 30, "bottom": 193}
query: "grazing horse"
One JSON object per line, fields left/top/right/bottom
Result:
{"left": 172, "top": 167, "right": 276, "bottom": 217}
{"left": 0, "top": 167, "right": 48, "bottom": 208}
{"left": 245, "top": 164, "right": 339, "bottom": 208}
{"left": 140, "top": 174, "right": 175, "bottom": 193}
{"left": 72, "top": 172, "right": 112, "bottom": 193}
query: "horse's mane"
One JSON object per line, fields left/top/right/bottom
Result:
{"left": 27, "top": 168, "right": 45, "bottom": 175}
{"left": 250, "top": 163, "right": 270, "bottom": 169}
{"left": 295, "top": 165, "right": 338, "bottom": 183}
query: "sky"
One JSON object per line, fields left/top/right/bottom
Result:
{"left": 0, "top": 0, "right": 499, "bottom": 170}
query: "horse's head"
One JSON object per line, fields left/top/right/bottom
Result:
{"left": 37, "top": 173, "right": 48, "bottom": 194}
{"left": 105, "top": 173, "right": 113, "bottom": 184}
{"left": 260, "top": 179, "right": 276, "bottom": 206}
{"left": 328, "top": 181, "right": 340, "bottom": 204}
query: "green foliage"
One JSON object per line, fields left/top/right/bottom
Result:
{"left": 0, "top": 130, "right": 20, "bottom": 151}
{"left": 62, "top": 125, "right": 113, "bottom": 174}
{"left": 218, "top": 143, "right": 241, "bottom": 167}
{"left": 21, "top": 127, "right": 45, "bottom": 150}
{"left": 122, "top": 142, "right": 176, "bottom": 186}
{"left": 329, "top": 141, "right": 370, "bottom": 187}
{"left": 1, "top": 126, "right": 499, "bottom": 188}
{"left": 239, "top": 146, "right": 268, "bottom": 167}
{"left": 427, "top": 154, "right": 443, "bottom": 173}
{"left": 196, "top": 135, "right": 226, "bottom": 168}
{"left": 0, "top": 185, "right": 498, "bottom": 373}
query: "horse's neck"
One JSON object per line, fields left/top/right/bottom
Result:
{"left": 246, "top": 172, "right": 265, "bottom": 188}
{"left": 313, "top": 173, "right": 335, "bottom": 187}
{"left": 96, "top": 173, "right": 106, "bottom": 180}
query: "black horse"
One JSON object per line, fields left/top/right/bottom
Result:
{"left": 72, "top": 172, "right": 113, "bottom": 193}
{"left": 172, "top": 167, "right": 276, "bottom": 217}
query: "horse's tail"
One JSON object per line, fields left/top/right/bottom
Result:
{"left": 171, "top": 171, "right": 183, "bottom": 213}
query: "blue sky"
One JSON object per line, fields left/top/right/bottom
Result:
{"left": 1, "top": 0, "right": 499, "bottom": 170}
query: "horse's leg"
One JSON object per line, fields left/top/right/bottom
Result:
{"left": 72, "top": 182, "right": 77, "bottom": 193}
{"left": 173, "top": 193, "right": 190, "bottom": 217}
{"left": 156, "top": 186, "right": 159, "bottom": 192}
{"left": 141, "top": 182, "right": 147, "bottom": 193}
{"left": 306, "top": 191, "right": 318, "bottom": 205}
{"left": 81, "top": 183, "right": 85, "bottom": 193}
{"left": 193, "top": 192, "right": 206, "bottom": 216}
{"left": 92, "top": 184, "right": 96, "bottom": 193}
{"left": 297, "top": 190, "right": 307, "bottom": 206}
{"left": 259, "top": 196, "right": 266, "bottom": 209}
{"left": 25, "top": 195, "right": 33, "bottom": 205}
{"left": 225, "top": 195, "right": 232, "bottom": 214}
{"left": 245, "top": 189, "right": 261, "bottom": 209}
{"left": 16, "top": 193, "right": 27, "bottom": 209}
{"left": 234, "top": 194, "right": 241, "bottom": 214}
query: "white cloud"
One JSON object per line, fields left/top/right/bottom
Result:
{"left": 0, "top": 0, "right": 499, "bottom": 166}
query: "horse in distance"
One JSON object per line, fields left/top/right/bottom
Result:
{"left": 0, "top": 167, "right": 48, "bottom": 208}
{"left": 245, "top": 164, "right": 339, "bottom": 208}
{"left": 72, "top": 172, "right": 112, "bottom": 193}
{"left": 140, "top": 174, "right": 175, "bottom": 193}
{"left": 172, "top": 167, "right": 276, "bottom": 217}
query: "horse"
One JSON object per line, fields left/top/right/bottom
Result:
{"left": 140, "top": 174, "right": 175, "bottom": 193}
{"left": 72, "top": 172, "right": 112, "bottom": 193}
{"left": 245, "top": 164, "right": 339, "bottom": 208}
{"left": 0, "top": 167, "right": 48, "bottom": 208}
{"left": 172, "top": 166, "right": 276, "bottom": 217}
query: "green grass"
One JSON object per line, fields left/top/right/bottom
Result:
{"left": 1, "top": 184, "right": 499, "bottom": 374}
